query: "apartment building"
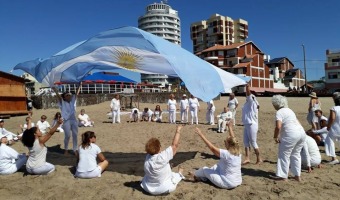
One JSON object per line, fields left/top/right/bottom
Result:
{"left": 190, "top": 14, "right": 248, "bottom": 54}
{"left": 324, "top": 49, "right": 340, "bottom": 93}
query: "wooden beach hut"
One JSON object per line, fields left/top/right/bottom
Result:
{"left": 0, "top": 71, "right": 28, "bottom": 116}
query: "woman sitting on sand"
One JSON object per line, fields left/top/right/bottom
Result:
{"left": 75, "top": 131, "right": 108, "bottom": 178}
{"left": 21, "top": 118, "right": 63, "bottom": 175}
{"left": 272, "top": 95, "right": 306, "bottom": 181}
{"left": 190, "top": 124, "right": 242, "bottom": 189}
{"left": 141, "top": 126, "right": 185, "bottom": 195}
{"left": 52, "top": 112, "right": 64, "bottom": 132}
{"left": 0, "top": 136, "right": 27, "bottom": 175}
{"left": 152, "top": 105, "right": 162, "bottom": 122}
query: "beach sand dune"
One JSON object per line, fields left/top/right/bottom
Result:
{"left": 1, "top": 96, "right": 339, "bottom": 200}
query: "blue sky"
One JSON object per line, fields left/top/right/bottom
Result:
{"left": 1, "top": 0, "right": 339, "bottom": 81}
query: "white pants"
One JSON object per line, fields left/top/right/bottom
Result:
{"left": 180, "top": 109, "right": 188, "bottom": 123}
{"left": 168, "top": 110, "right": 176, "bottom": 124}
{"left": 75, "top": 166, "right": 102, "bottom": 179}
{"left": 0, "top": 154, "right": 27, "bottom": 175}
{"left": 194, "top": 165, "right": 239, "bottom": 189}
{"left": 325, "top": 132, "right": 340, "bottom": 158}
{"left": 190, "top": 108, "right": 199, "bottom": 124}
{"left": 63, "top": 119, "right": 78, "bottom": 152}
{"left": 112, "top": 110, "right": 120, "bottom": 123}
{"left": 276, "top": 132, "right": 306, "bottom": 178}
{"left": 218, "top": 119, "right": 227, "bottom": 132}
{"left": 301, "top": 155, "right": 321, "bottom": 167}
{"left": 206, "top": 109, "right": 215, "bottom": 124}
{"left": 27, "top": 162, "right": 55, "bottom": 175}
{"left": 230, "top": 108, "right": 237, "bottom": 125}
{"left": 141, "top": 172, "right": 184, "bottom": 195}
{"left": 243, "top": 123, "right": 259, "bottom": 149}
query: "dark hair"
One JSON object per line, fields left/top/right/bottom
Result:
{"left": 314, "top": 109, "right": 322, "bottom": 114}
{"left": 22, "top": 127, "right": 37, "bottom": 148}
{"left": 145, "top": 138, "right": 161, "bottom": 155}
{"left": 334, "top": 98, "right": 340, "bottom": 106}
{"left": 61, "top": 92, "right": 72, "bottom": 99}
{"left": 54, "top": 112, "right": 61, "bottom": 120}
{"left": 144, "top": 107, "right": 148, "bottom": 112}
{"left": 133, "top": 110, "right": 138, "bottom": 114}
{"left": 81, "top": 131, "right": 96, "bottom": 149}
{"left": 41, "top": 115, "right": 47, "bottom": 119}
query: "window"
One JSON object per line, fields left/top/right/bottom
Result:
{"left": 218, "top": 60, "right": 224, "bottom": 66}
{"left": 218, "top": 51, "right": 223, "bottom": 56}
{"left": 328, "top": 72, "right": 338, "bottom": 79}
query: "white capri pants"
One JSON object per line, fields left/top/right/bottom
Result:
{"left": 0, "top": 154, "right": 27, "bottom": 175}
{"left": 75, "top": 166, "right": 102, "bottom": 179}
{"left": 194, "top": 165, "right": 238, "bottom": 189}
{"left": 168, "top": 110, "right": 176, "bottom": 124}
{"left": 62, "top": 119, "right": 78, "bottom": 152}
{"left": 276, "top": 133, "right": 306, "bottom": 178}
{"left": 231, "top": 108, "right": 237, "bottom": 125}
{"left": 325, "top": 132, "right": 340, "bottom": 158}
{"left": 112, "top": 110, "right": 120, "bottom": 123}
{"left": 206, "top": 109, "right": 215, "bottom": 124}
{"left": 243, "top": 123, "right": 259, "bottom": 149}
{"left": 141, "top": 172, "right": 184, "bottom": 195}
{"left": 218, "top": 119, "right": 227, "bottom": 132}
{"left": 180, "top": 109, "right": 188, "bottom": 123}
{"left": 190, "top": 107, "right": 199, "bottom": 124}
{"left": 27, "top": 162, "right": 55, "bottom": 175}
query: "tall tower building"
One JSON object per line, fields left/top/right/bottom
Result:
{"left": 138, "top": 1, "right": 181, "bottom": 86}
{"left": 190, "top": 14, "right": 248, "bottom": 54}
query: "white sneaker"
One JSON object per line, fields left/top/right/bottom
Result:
{"left": 329, "top": 159, "right": 339, "bottom": 165}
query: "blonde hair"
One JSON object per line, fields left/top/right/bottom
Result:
{"left": 226, "top": 137, "right": 241, "bottom": 156}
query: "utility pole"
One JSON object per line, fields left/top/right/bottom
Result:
{"left": 302, "top": 44, "right": 307, "bottom": 93}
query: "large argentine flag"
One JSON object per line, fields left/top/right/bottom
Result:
{"left": 14, "top": 26, "right": 246, "bottom": 102}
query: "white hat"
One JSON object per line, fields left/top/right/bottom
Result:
{"left": 182, "top": 94, "right": 187, "bottom": 97}
{"left": 309, "top": 92, "right": 317, "bottom": 98}
{"left": 0, "top": 119, "right": 4, "bottom": 123}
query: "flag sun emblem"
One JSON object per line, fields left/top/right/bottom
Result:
{"left": 115, "top": 50, "right": 143, "bottom": 71}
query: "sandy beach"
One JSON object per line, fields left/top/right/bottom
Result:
{"left": 1, "top": 96, "right": 339, "bottom": 200}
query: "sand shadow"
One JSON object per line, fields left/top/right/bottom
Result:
{"left": 46, "top": 145, "right": 197, "bottom": 177}
{"left": 199, "top": 152, "right": 219, "bottom": 160}
{"left": 241, "top": 167, "right": 276, "bottom": 179}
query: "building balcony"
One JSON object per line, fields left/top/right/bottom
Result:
{"left": 204, "top": 56, "right": 218, "bottom": 61}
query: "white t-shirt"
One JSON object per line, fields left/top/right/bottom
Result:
{"left": 228, "top": 98, "right": 239, "bottom": 110}
{"left": 219, "top": 111, "right": 233, "bottom": 121}
{"left": 141, "top": 146, "right": 173, "bottom": 192}
{"left": 0, "top": 127, "right": 17, "bottom": 140}
{"left": 23, "top": 123, "right": 35, "bottom": 131}
{"left": 130, "top": 108, "right": 140, "bottom": 119}
{"left": 0, "top": 144, "right": 19, "bottom": 172}
{"left": 217, "top": 149, "right": 242, "bottom": 188}
{"left": 301, "top": 136, "right": 321, "bottom": 167}
{"left": 78, "top": 114, "right": 90, "bottom": 122}
{"left": 329, "top": 106, "right": 340, "bottom": 137}
{"left": 167, "top": 99, "right": 177, "bottom": 111}
{"left": 27, "top": 139, "right": 47, "bottom": 169}
{"left": 242, "top": 95, "right": 259, "bottom": 125}
{"left": 36, "top": 121, "right": 50, "bottom": 134}
{"left": 207, "top": 100, "right": 215, "bottom": 111}
{"left": 110, "top": 98, "right": 120, "bottom": 111}
{"left": 275, "top": 108, "right": 304, "bottom": 136}
{"left": 180, "top": 99, "right": 189, "bottom": 110}
{"left": 77, "top": 143, "right": 101, "bottom": 172}
{"left": 189, "top": 98, "right": 200, "bottom": 110}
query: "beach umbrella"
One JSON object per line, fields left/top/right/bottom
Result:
{"left": 14, "top": 26, "right": 246, "bottom": 101}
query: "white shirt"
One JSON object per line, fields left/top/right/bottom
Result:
{"left": 141, "top": 146, "right": 173, "bottom": 193}
{"left": 142, "top": 109, "right": 154, "bottom": 120}
{"left": 228, "top": 98, "right": 239, "bottom": 110}
{"left": 189, "top": 98, "right": 200, "bottom": 110}
{"left": 329, "top": 106, "right": 340, "bottom": 137}
{"left": 207, "top": 100, "right": 215, "bottom": 111}
{"left": 130, "top": 108, "right": 140, "bottom": 119}
{"left": 78, "top": 113, "right": 90, "bottom": 123}
{"left": 36, "top": 120, "right": 50, "bottom": 134}
{"left": 301, "top": 136, "right": 321, "bottom": 167}
{"left": 27, "top": 139, "right": 47, "bottom": 169}
{"left": 167, "top": 99, "right": 177, "bottom": 111}
{"left": 23, "top": 123, "right": 35, "bottom": 131}
{"left": 219, "top": 111, "right": 233, "bottom": 121}
{"left": 180, "top": 99, "right": 189, "bottom": 110}
{"left": 77, "top": 143, "right": 101, "bottom": 172}
{"left": 110, "top": 98, "right": 120, "bottom": 111}
{"left": 59, "top": 96, "right": 77, "bottom": 120}
{"left": 0, "top": 144, "right": 19, "bottom": 172}
{"left": 275, "top": 108, "right": 304, "bottom": 136}
{"left": 217, "top": 149, "right": 242, "bottom": 188}
{"left": 242, "top": 95, "right": 259, "bottom": 125}
{"left": 0, "top": 127, "right": 17, "bottom": 140}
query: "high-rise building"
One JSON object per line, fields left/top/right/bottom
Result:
{"left": 191, "top": 14, "right": 248, "bottom": 54}
{"left": 324, "top": 49, "right": 340, "bottom": 93}
{"left": 138, "top": 1, "right": 181, "bottom": 85}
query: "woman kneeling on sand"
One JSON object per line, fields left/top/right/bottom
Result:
{"left": 141, "top": 126, "right": 185, "bottom": 195}
{"left": 190, "top": 123, "right": 242, "bottom": 189}
{"left": 75, "top": 131, "right": 108, "bottom": 178}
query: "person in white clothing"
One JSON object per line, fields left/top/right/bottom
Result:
{"left": 272, "top": 95, "right": 306, "bottom": 181}
{"left": 52, "top": 112, "right": 64, "bottom": 133}
{"left": 0, "top": 136, "right": 27, "bottom": 175}
{"left": 167, "top": 94, "right": 177, "bottom": 124}
{"left": 53, "top": 85, "right": 81, "bottom": 155}
{"left": 307, "top": 92, "right": 321, "bottom": 130}
{"left": 189, "top": 94, "right": 200, "bottom": 125}
{"left": 180, "top": 94, "right": 189, "bottom": 124}
{"left": 110, "top": 94, "right": 121, "bottom": 124}
{"left": 242, "top": 84, "right": 262, "bottom": 165}
{"left": 152, "top": 105, "right": 162, "bottom": 123}
{"left": 206, "top": 100, "right": 216, "bottom": 125}
{"left": 228, "top": 93, "right": 239, "bottom": 126}
{"left": 190, "top": 125, "right": 242, "bottom": 189}
{"left": 21, "top": 118, "right": 63, "bottom": 175}
{"left": 217, "top": 107, "right": 233, "bottom": 133}
{"left": 78, "top": 109, "right": 94, "bottom": 127}
{"left": 324, "top": 92, "right": 340, "bottom": 164}
{"left": 141, "top": 126, "right": 185, "bottom": 195}
{"left": 130, "top": 107, "right": 140, "bottom": 122}
{"left": 18, "top": 117, "right": 35, "bottom": 139}
{"left": 301, "top": 135, "right": 321, "bottom": 173}
{"left": 0, "top": 119, "right": 18, "bottom": 144}
{"left": 141, "top": 108, "right": 153, "bottom": 122}
{"left": 306, "top": 109, "right": 328, "bottom": 145}
{"left": 36, "top": 115, "right": 50, "bottom": 134}
{"left": 75, "top": 131, "right": 108, "bottom": 178}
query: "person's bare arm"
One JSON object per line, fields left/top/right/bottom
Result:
{"left": 245, "top": 83, "right": 251, "bottom": 96}
{"left": 52, "top": 87, "right": 62, "bottom": 102}
{"left": 195, "top": 128, "right": 220, "bottom": 157}
{"left": 171, "top": 125, "right": 183, "bottom": 156}
{"left": 39, "top": 118, "right": 63, "bottom": 145}
{"left": 76, "top": 82, "right": 82, "bottom": 96}
{"left": 97, "top": 152, "right": 107, "bottom": 162}
{"left": 274, "top": 120, "right": 282, "bottom": 143}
